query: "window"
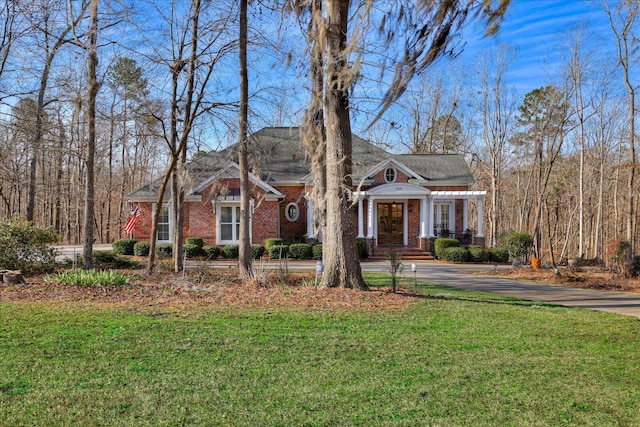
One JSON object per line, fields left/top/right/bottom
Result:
{"left": 220, "top": 205, "right": 240, "bottom": 242}
{"left": 433, "top": 203, "right": 451, "bottom": 235}
{"left": 285, "top": 202, "right": 299, "bottom": 222}
{"left": 157, "top": 205, "right": 170, "bottom": 242}
{"left": 384, "top": 167, "right": 396, "bottom": 183}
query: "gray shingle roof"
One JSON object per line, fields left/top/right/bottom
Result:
{"left": 127, "top": 126, "right": 474, "bottom": 200}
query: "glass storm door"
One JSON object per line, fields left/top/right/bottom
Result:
{"left": 377, "top": 203, "right": 403, "bottom": 245}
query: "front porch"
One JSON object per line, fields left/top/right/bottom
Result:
{"left": 304, "top": 183, "right": 486, "bottom": 254}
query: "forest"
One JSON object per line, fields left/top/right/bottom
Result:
{"left": 0, "top": 0, "right": 638, "bottom": 273}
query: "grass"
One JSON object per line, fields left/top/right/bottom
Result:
{"left": 1, "top": 276, "right": 639, "bottom": 426}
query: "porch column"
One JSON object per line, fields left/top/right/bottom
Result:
{"left": 419, "top": 196, "right": 428, "bottom": 237}
{"left": 463, "top": 199, "right": 468, "bottom": 231}
{"left": 476, "top": 196, "right": 484, "bottom": 237}
{"left": 367, "top": 198, "right": 375, "bottom": 238}
{"left": 306, "top": 196, "right": 314, "bottom": 238}
{"left": 357, "top": 194, "right": 364, "bottom": 238}
{"left": 428, "top": 196, "right": 435, "bottom": 237}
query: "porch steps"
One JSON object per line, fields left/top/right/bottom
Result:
{"left": 367, "top": 246, "right": 434, "bottom": 261}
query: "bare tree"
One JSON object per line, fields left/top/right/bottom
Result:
{"left": 473, "top": 45, "right": 518, "bottom": 247}
{"left": 603, "top": 0, "right": 639, "bottom": 261}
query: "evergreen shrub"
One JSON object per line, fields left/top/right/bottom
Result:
{"left": 112, "top": 238, "right": 136, "bottom": 255}
{"left": 289, "top": 243, "right": 312, "bottom": 259}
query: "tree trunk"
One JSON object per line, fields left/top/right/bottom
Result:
{"left": 83, "top": 0, "right": 99, "bottom": 269}
{"left": 321, "top": 0, "right": 366, "bottom": 290}
{"left": 238, "top": 0, "right": 252, "bottom": 278}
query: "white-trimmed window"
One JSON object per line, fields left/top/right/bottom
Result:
{"left": 219, "top": 205, "right": 240, "bottom": 243}
{"left": 155, "top": 204, "right": 171, "bottom": 242}
{"left": 433, "top": 202, "right": 452, "bottom": 234}
{"left": 285, "top": 202, "right": 299, "bottom": 222}
{"left": 384, "top": 167, "right": 396, "bottom": 183}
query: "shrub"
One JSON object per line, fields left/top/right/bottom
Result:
{"left": 112, "top": 238, "right": 136, "bottom": 255}
{"left": 268, "top": 244, "right": 289, "bottom": 259}
{"left": 133, "top": 241, "right": 150, "bottom": 257}
{"left": 289, "top": 243, "right": 312, "bottom": 259}
{"left": 312, "top": 244, "right": 322, "bottom": 260}
{"left": 500, "top": 232, "right": 533, "bottom": 262}
{"left": 155, "top": 243, "right": 173, "bottom": 258}
{"left": 202, "top": 245, "right": 220, "bottom": 260}
{"left": 467, "top": 245, "right": 487, "bottom": 263}
{"left": 93, "top": 250, "right": 138, "bottom": 269}
{"left": 356, "top": 238, "right": 367, "bottom": 259}
{"left": 0, "top": 218, "right": 59, "bottom": 273}
{"left": 251, "top": 244, "right": 265, "bottom": 259}
{"left": 53, "top": 269, "right": 130, "bottom": 287}
{"left": 183, "top": 243, "right": 202, "bottom": 259}
{"left": 434, "top": 238, "right": 460, "bottom": 258}
{"left": 185, "top": 237, "right": 204, "bottom": 249}
{"left": 441, "top": 246, "right": 469, "bottom": 262}
{"left": 222, "top": 244, "right": 239, "bottom": 259}
{"left": 487, "top": 247, "right": 509, "bottom": 263}
{"left": 265, "top": 238, "right": 284, "bottom": 249}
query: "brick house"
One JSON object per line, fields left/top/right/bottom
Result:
{"left": 126, "top": 127, "right": 486, "bottom": 251}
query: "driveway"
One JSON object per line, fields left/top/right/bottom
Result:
{"left": 363, "top": 261, "right": 640, "bottom": 319}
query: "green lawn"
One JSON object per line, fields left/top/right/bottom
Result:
{"left": 1, "top": 278, "right": 639, "bottom": 426}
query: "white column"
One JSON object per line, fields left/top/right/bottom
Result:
{"left": 428, "top": 196, "right": 435, "bottom": 237}
{"left": 306, "top": 196, "right": 314, "bottom": 238}
{"left": 367, "top": 198, "right": 375, "bottom": 238}
{"left": 476, "top": 197, "right": 484, "bottom": 237}
{"left": 463, "top": 199, "right": 468, "bottom": 231}
{"left": 357, "top": 195, "right": 364, "bottom": 238}
{"left": 419, "top": 197, "right": 427, "bottom": 237}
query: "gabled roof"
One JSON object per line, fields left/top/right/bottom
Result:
{"left": 127, "top": 126, "right": 474, "bottom": 200}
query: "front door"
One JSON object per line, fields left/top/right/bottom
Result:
{"left": 377, "top": 203, "right": 403, "bottom": 245}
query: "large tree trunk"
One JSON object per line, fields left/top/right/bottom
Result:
{"left": 321, "top": 0, "right": 366, "bottom": 290}
{"left": 83, "top": 0, "right": 99, "bottom": 269}
{"left": 238, "top": 0, "right": 252, "bottom": 278}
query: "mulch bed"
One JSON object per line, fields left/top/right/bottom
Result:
{"left": 0, "top": 270, "right": 417, "bottom": 311}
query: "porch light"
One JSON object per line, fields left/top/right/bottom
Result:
{"left": 211, "top": 199, "right": 217, "bottom": 214}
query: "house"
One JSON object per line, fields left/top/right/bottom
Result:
{"left": 126, "top": 127, "right": 486, "bottom": 252}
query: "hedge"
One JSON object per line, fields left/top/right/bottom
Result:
{"left": 155, "top": 243, "right": 173, "bottom": 258}
{"left": 222, "top": 244, "right": 239, "bottom": 259}
{"left": 251, "top": 244, "right": 265, "bottom": 259}
{"left": 265, "top": 238, "right": 284, "bottom": 249}
{"left": 183, "top": 243, "right": 202, "bottom": 259}
{"left": 467, "top": 245, "right": 487, "bottom": 263}
{"left": 487, "top": 247, "right": 509, "bottom": 263}
{"left": 185, "top": 237, "right": 204, "bottom": 249}
{"left": 203, "top": 245, "right": 220, "bottom": 260}
{"left": 268, "top": 244, "right": 289, "bottom": 259}
{"left": 434, "top": 238, "right": 460, "bottom": 258}
{"left": 441, "top": 246, "right": 469, "bottom": 262}
{"left": 133, "top": 241, "right": 150, "bottom": 257}
{"left": 312, "top": 244, "right": 322, "bottom": 260}
{"left": 289, "top": 243, "right": 312, "bottom": 259}
{"left": 112, "top": 238, "right": 136, "bottom": 255}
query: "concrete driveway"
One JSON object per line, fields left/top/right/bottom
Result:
{"left": 53, "top": 245, "right": 640, "bottom": 319}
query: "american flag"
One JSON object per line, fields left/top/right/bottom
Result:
{"left": 124, "top": 205, "right": 141, "bottom": 235}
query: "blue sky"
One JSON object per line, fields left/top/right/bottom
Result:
{"left": 461, "top": 0, "right": 616, "bottom": 93}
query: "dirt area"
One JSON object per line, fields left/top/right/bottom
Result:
{"left": 486, "top": 266, "right": 640, "bottom": 294}
{"left": 0, "top": 269, "right": 416, "bottom": 311}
